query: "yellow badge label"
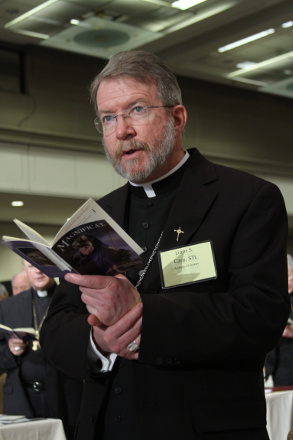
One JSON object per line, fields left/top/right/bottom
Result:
{"left": 158, "top": 241, "right": 217, "bottom": 289}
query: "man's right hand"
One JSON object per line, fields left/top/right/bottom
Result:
{"left": 8, "top": 337, "right": 28, "bottom": 356}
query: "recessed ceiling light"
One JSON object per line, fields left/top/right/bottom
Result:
{"left": 70, "top": 19, "right": 80, "bottom": 26}
{"left": 218, "top": 28, "right": 275, "bottom": 53}
{"left": 236, "top": 61, "right": 257, "bottom": 69}
{"left": 172, "top": 0, "right": 207, "bottom": 10}
{"left": 11, "top": 201, "right": 24, "bottom": 207}
{"left": 282, "top": 21, "right": 293, "bottom": 29}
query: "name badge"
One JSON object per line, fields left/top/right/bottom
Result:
{"left": 158, "top": 240, "right": 217, "bottom": 289}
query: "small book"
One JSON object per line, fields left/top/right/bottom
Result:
{"left": 0, "top": 415, "right": 28, "bottom": 424}
{"left": 1, "top": 198, "right": 145, "bottom": 278}
{"left": 0, "top": 324, "right": 38, "bottom": 341}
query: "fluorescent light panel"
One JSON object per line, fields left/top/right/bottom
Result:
{"left": 5, "top": 0, "right": 59, "bottom": 28}
{"left": 218, "top": 28, "right": 275, "bottom": 53}
{"left": 231, "top": 77, "right": 268, "bottom": 87}
{"left": 164, "top": 1, "right": 237, "bottom": 34}
{"left": 172, "top": 0, "right": 207, "bottom": 10}
{"left": 228, "top": 50, "right": 293, "bottom": 78}
{"left": 11, "top": 29, "right": 50, "bottom": 39}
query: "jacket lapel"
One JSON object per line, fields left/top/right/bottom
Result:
{"left": 98, "top": 182, "right": 129, "bottom": 229}
{"left": 160, "top": 149, "right": 219, "bottom": 250}
{"left": 143, "top": 150, "right": 219, "bottom": 293}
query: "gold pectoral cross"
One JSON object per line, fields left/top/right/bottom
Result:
{"left": 32, "top": 330, "right": 39, "bottom": 351}
{"left": 174, "top": 226, "right": 184, "bottom": 241}
{"left": 32, "top": 340, "right": 39, "bottom": 351}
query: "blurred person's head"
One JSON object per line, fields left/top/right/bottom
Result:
{"left": 22, "top": 260, "right": 55, "bottom": 291}
{"left": 0, "top": 283, "right": 8, "bottom": 301}
{"left": 288, "top": 254, "right": 293, "bottom": 295}
{"left": 11, "top": 270, "right": 31, "bottom": 295}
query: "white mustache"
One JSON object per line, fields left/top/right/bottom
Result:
{"left": 116, "top": 141, "right": 149, "bottom": 156}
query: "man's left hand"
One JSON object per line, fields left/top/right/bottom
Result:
{"left": 65, "top": 273, "right": 141, "bottom": 326}
{"left": 89, "top": 302, "right": 143, "bottom": 359}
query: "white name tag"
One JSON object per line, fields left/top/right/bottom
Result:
{"left": 158, "top": 240, "right": 217, "bottom": 289}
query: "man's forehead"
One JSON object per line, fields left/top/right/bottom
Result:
{"left": 97, "top": 77, "right": 158, "bottom": 109}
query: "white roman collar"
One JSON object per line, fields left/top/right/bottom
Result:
{"left": 37, "top": 290, "right": 48, "bottom": 297}
{"left": 129, "top": 150, "right": 190, "bottom": 198}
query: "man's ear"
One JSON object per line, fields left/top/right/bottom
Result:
{"left": 172, "top": 105, "right": 187, "bottom": 135}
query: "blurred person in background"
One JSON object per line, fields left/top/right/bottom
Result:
{"left": 0, "top": 260, "right": 82, "bottom": 439}
{"left": 11, "top": 270, "right": 31, "bottom": 295}
{"left": 0, "top": 284, "right": 8, "bottom": 301}
{"left": 266, "top": 254, "right": 293, "bottom": 386}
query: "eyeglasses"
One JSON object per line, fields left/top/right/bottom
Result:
{"left": 94, "top": 105, "right": 174, "bottom": 136}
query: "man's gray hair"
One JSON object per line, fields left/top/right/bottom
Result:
{"left": 90, "top": 50, "right": 182, "bottom": 114}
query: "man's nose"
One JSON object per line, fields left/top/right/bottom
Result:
{"left": 115, "top": 115, "right": 135, "bottom": 139}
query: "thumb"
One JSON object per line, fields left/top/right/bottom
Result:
{"left": 88, "top": 313, "right": 103, "bottom": 328}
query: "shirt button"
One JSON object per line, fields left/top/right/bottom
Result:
{"left": 166, "top": 357, "right": 173, "bottom": 365}
{"left": 155, "top": 356, "right": 164, "bottom": 365}
{"left": 142, "top": 222, "right": 149, "bottom": 229}
{"left": 115, "top": 387, "right": 122, "bottom": 394}
{"left": 114, "top": 415, "right": 122, "bottom": 423}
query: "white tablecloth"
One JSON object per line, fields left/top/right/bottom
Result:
{"left": 266, "top": 390, "right": 293, "bottom": 440}
{"left": 0, "top": 418, "right": 66, "bottom": 440}
{"left": 1, "top": 395, "right": 289, "bottom": 440}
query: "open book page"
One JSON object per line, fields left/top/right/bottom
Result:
{"left": 2, "top": 238, "right": 77, "bottom": 278}
{"left": 13, "top": 220, "right": 49, "bottom": 246}
{"left": 0, "top": 324, "right": 38, "bottom": 341}
{"left": 0, "top": 415, "right": 28, "bottom": 424}
{"left": 2, "top": 198, "right": 144, "bottom": 277}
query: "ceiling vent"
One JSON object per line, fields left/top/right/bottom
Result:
{"left": 41, "top": 16, "right": 163, "bottom": 59}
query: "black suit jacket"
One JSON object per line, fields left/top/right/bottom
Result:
{"left": 41, "top": 149, "right": 290, "bottom": 440}
{"left": 0, "top": 287, "right": 83, "bottom": 439}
